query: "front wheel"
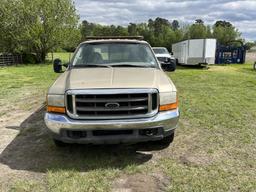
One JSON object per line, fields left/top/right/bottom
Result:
{"left": 170, "top": 62, "right": 176, "bottom": 71}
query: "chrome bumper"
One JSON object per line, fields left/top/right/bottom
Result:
{"left": 44, "top": 109, "right": 179, "bottom": 143}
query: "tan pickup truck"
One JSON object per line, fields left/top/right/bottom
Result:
{"left": 44, "top": 36, "right": 179, "bottom": 147}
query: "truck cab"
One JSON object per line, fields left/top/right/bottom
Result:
{"left": 45, "top": 36, "right": 179, "bottom": 147}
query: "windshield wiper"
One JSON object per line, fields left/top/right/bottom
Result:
{"left": 74, "top": 64, "right": 112, "bottom": 68}
{"left": 109, "top": 64, "right": 155, "bottom": 68}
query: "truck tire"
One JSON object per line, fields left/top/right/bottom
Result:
{"left": 170, "top": 62, "right": 176, "bottom": 71}
{"left": 53, "top": 139, "right": 68, "bottom": 147}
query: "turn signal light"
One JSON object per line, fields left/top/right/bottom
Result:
{"left": 159, "top": 102, "right": 178, "bottom": 111}
{"left": 47, "top": 106, "right": 66, "bottom": 114}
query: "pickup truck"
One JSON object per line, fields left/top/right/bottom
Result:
{"left": 152, "top": 47, "right": 176, "bottom": 71}
{"left": 45, "top": 36, "right": 179, "bottom": 147}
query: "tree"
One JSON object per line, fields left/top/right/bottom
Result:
{"left": 206, "top": 25, "right": 212, "bottom": 38}
{"left": 213, "top": 20, "right": 241, "bottom": 45}
{"left": 80, "top": 20, "right": 96, "bottom": 40}
{"left": 214, "top": 20, "right": 232, "bottom": 28}
{"left": 79, "top": 18, "right": 244, "bottom": 51}
{"left": 113, "top": 26, "right": 128, "bottom": 36}
{"left": 128, "top": 23, "right": 138, "bottom": 35}
{"left": 188, "top": 20, "right": 208, "bottom": 39}
{"left": 244, "top": 41, "right": 256, "bottom": 50}
{"left": 171, "top": 20, "right": 179, "bottom": 31}
{"left": 0, "top": 0, "right": 79, "bottom": 62}
{"left": 0, "top": 0, "right": 24, "bottom": 53}
{"left": 195, "top": 19, "right": 204, "bottom": 24}
{"left": 152, "top": 17, "right": 171, "bottom": 35}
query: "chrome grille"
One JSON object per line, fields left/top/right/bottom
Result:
{"left": 66, "top": 89, "right": 158, "bottom": 119}
{"left": 157, "top": 57, "right": 168, "bottom": 62}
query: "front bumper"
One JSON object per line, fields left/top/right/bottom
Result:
{"left": 160, "top": 59, "right": 176, "bottom": 65}
{"left": 44, "top": 109, "right": 179, "bottom": 144}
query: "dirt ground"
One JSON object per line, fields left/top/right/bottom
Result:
{"left": 246, "top": 52, "right": 256, "bottom": 63}
{"left": 112, "top": 172, "right": 170, "bottom": 192}
{"left": 0, "top": 103, "right": 45, "bottom": 190}
{"left": 0, "top": 100, "right": 172, "bottom": 192}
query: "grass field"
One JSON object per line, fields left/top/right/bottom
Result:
{"left": 0, "top": 56, "right": 255, "bottom": 192}
{"left": 46, "top": 52, "right": 73, "bottom": 63}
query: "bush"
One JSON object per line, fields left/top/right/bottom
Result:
{"left": 22, "top": 53, "right": 39, "bottom": 64}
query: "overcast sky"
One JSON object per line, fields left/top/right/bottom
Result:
{"left": 74, "top": 0, "right": 256, "bottom": 41}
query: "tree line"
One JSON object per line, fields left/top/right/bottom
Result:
{"left": 80, "top": 18, "right": 243, "bottom": 52}
{"left": 0, "top": 0, "right": 80, "bottom": 63}
{"left": 0, "top": 0, "right": 254, "bottom": 63}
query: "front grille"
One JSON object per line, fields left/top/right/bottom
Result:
{"left": 157, "top": 57, "right": 168, "bottom": 62}
{"left": 66, "top": 89, "right": 158, "bottom": 119}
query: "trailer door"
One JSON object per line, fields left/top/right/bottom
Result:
{"left": 204, "top": 39, "right": 217, "bottom": 64}
{"left": 181, "top": 42, "right": 187, "bottom": 64}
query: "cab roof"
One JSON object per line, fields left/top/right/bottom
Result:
{"left": 80, "top": 36, "right": 148, "bottom": 45}
{"left": 81, "top": 39, "right": 148, "bottom": 44}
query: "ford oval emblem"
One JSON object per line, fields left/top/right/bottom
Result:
{"left": 105, "top": 102, "right": 120, "bottom": 109}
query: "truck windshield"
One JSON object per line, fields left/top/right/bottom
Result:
{"left": 153, "top": 48, "right": 169, "bottom": 54}
{"left": 72, "top": 43, "right": 158, "bottom": 68}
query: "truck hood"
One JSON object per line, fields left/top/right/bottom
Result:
{"left": 48, "top": 67, "right": 176, "bottom": 94}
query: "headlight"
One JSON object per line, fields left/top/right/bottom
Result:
{"left": 46, "top": 94, "right": 65, "bottom": 113}
{"left": 170, "top": 59, "right": 175, "bottom": 63}
{"left": 159, "top": 92, "right": 178, "bottom": 111}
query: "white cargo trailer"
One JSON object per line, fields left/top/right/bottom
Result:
{"left": 172, "top": 39, "right": 216, "bottom": 65}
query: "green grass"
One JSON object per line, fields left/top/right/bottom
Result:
{"left": 163, "top": 64, "right": 256, "bottom": 191}
{"left": 0, "top": 64, "right": 58, "bottom": 115}
{"left": 1, "top": 55, "right": 256, "bottom": 191}
{"left": 46, "top": 52, "right": 73, "bottom": 63}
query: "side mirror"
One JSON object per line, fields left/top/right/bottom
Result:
{"left": 53, "top": 58, "right": 62, "bottom": 73}
{"left": 170, "top": 52, "right": 173, "bottom": 56}
{"left": 53, "top": 59, "right": 69, "bottom": 73}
